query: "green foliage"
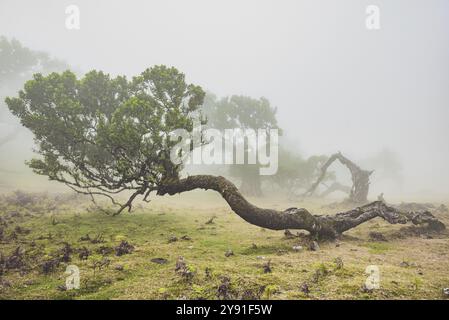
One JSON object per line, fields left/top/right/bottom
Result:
{"left": 0, "top": 36, "right": 69, "bottom": 92}
{"left": 0, "top": 36, "right": 70, "bottom": 186}
{"left": 1, "top": 194, "right": 447, "bottom": 300}
{"left": 202, "top": 93, "right": 332, "bottom": 196}
{"left": 5, "top": 65, "right": 205, "bottom": 209}
{"left": 364, "top": 242, "right": 391, "bottom": 254}
{"left": 0, "top": 37, "right": 68, "bottom": 100}
{"left": 202, "top": 93, "right": 281, "bottom": 195}
{"left": 270, "top": 148, "right": 333, "bottom": 195}
{"left": 1, "top": 36, "right": 69, "bottom": 137}
{"left": 203, "top": 93, "right": 280, "bottom": 132}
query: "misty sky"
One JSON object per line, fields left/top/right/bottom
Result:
{"left": 1, "top": 0, "right": 448, "bottom": 198}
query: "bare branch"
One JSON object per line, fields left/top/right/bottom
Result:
{"left": 156, "top": 175, "right": 445, "bottom": 239}
{"left": 303, "top": 152, "right": 372, "bottom": 203}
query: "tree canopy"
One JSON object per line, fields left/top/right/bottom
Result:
{"left": 1, "top": 36, "right": 69, "bottom": 139}
{"left": 6, "top": 65, "right": 205, "bottom": 213}
{"left": 271, "top": 148, "right": 333, "bottom": 198}
{"left": 0, "top": 36, "right": 68, "bottom": 92}
{"left": 203, "top": 94, "right": 279, "bottom": 132}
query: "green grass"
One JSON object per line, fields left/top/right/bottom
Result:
{"left": 1, "top": 192, "right": 449, "bottom": 300}
{"left": 363, "top": 242, "right": 392, "bottom": 254}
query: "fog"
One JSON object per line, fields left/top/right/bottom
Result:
{"left": 1, "top": 0, "right": 448, "bottom": 200}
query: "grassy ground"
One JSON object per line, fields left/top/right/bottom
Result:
{"left": 0, "top": 190, "right": 448, "bottom": 300}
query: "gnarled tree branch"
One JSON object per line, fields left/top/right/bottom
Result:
{"left": 156, "top": 175, "right": 445, "bottom": 239}
{"left": 303, "top": 152, "right": 373, "bottom": 204}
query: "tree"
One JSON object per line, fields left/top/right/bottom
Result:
{"left": 203, "top": 94, "right": 280, "bottom": 196}
{"left": 0, "top": 36, "right": 68, "bottom": 145}
{"left": 5, "top": 66, "right": 445, "bottom": 239}
{"left": 0, "top": 37, "right": 69, "bottom": 181}
{"left": 303, "top": 152, "right": 373, "bottom": 204}
{"left": 270, "top": 148, "right": 334, "bottom": 199}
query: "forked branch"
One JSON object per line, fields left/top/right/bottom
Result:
{"left": 156, "top": 175, "right": 445, "bottom": 239}
{"left": 303, "top": 152, "right": 373, "bottom": 204}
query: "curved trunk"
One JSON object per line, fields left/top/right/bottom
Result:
{"left": 157, "top": 175, "right": 445, "bottom": 239}
{"left": 304, "top": 152, "right": 373, "bottom": 204}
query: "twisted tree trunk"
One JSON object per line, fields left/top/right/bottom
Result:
{"left": 157, "top": 175, "right": 445, "bottom": 239}
{"left": 304, "top": 152, "right": 372, "bottom": 204}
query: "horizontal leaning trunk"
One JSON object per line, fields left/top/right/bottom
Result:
{"left": 156, "top": 175, "right": 445, "bottom": 239}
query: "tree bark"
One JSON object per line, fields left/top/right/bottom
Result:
{"left": 156, "top": 175, "right": 445, "bottom": 239}
{"left": 304, "top": 152, "right": 372, "bottom": 204}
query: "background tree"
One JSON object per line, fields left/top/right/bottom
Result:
{"left": 270, "top": 148, "right": 334, "bottom": 199}
{"left": 0, "top": 37, "right": 69, "bottom": 185}
{"left": 6, "top": 65, "right": 204, "bottom": 212}
{"left": 5, "top": 66, "right": 445, "bottom": 239}
{"left": 303, "top": 152, "right": 373, "bottom": 204}
{"left": 0, "top": 36, "right": 68, "bottom": 126}
{"left": 203, "top": 94, "right": 280, "bottom": 196}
